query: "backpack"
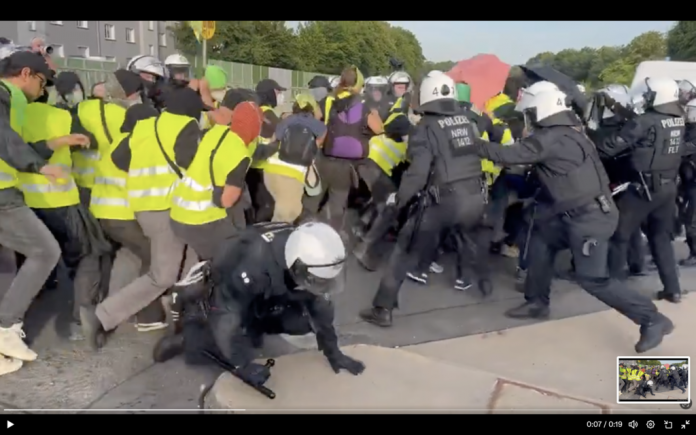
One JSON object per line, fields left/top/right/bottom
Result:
{"left": 324, "top": 98, "right": 368, "bottom": 160}
{"left": 278, "top": 123, "right": 318, "bottom": 167}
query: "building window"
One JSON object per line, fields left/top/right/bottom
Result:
{"left": 77, "top": 21, "right": 88, "bottom": 29}
{"left": 77, "top": 46, "right": 90, "bottom": 58}
{"left": 148, "top": 45, "right": 154, "bottom": 56}
{"left": 158, "top": 33, "right": 167, "bottom": 47}
{"left": 105, "top": 56, "right": 116, "bottom": 62}
{"left": 148, "top": 21, "right": 155, "bottom": 31}
{"left": 50, "top": 21, "right": 63, "bottom": 26}
{"left": 125, "top": 28, "right": 135, "bottom": 44}
{"left": 51, "top": 44, "right": 64, "bottom": 57}
{"left": 27, "top": 21, "right": 36, "bottom": 31}
{"left": 104, "top": 24, "right": 115, "bottom": 41}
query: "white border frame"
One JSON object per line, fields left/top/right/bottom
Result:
{"left": 617, "top": 356, "right": 690, "bottom": 405}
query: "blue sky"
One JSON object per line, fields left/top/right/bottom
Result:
{"left": 288, "top": 21, "right": 675, "bottom": 65}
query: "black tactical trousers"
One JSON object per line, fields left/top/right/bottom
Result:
{"left": 627, "top": 228, "right": 647, "bottom": 273}
{"left": 683, "top": 184, "right": 696, "bottom": 254}
{"left": 372, "top": 180, "right": 488, "bottom": 310}
{"left": 523, "top": 206, "right": 658, "bottom": 326}
{"left": 608, "top": 184, "right": 681, "bottom": 295}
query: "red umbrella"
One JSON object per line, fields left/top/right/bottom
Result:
{"left": 446, "top": 54, "right": 511, "bottom": 111}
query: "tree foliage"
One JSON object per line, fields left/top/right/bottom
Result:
{"left": 170, "top": 21, "right": 425, "bottom": 77}
{"left": 667, "top": 21, "right": 696, "bottom": 61}
{"left": 637, "top": 360, "right": 663, "bottom": 366}
{"left": 524, "top": 31, "right": 667, "bottom": 89}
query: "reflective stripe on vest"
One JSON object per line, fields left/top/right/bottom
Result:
{"left": 263, "top": 153, "right": 307, "bottom": 183}
{"left": 170, "top": 124, "right": 249, "bottom": 225}
{"left": 18, "top": 103, "right": 80, "bottom": 208}
{"left": 0, "top": 81, "right": 24, "bottom": 190}
{"left": 90, "top": 132, "right": 136, "bottom": 220}
{"left": 368, "top": 136, "right": 405, "bottom": 177}
{"left": 367, "top": 112, "right": 407, "bottom": 176}
{"left": 127, "top": 113, "right": 195, "bottom": 212}
{"left": 74, "top": 99, "right": 126, "bottom": 188}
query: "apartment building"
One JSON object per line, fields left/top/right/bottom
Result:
{"left": 0, "top": 21, "right": 180, "bottom": 65}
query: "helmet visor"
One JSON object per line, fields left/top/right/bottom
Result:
{"left": 292, "top": 258, "right": 347, "bottom": 297}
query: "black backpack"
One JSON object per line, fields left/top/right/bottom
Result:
{"left": 278, "top": 123, "right": 318, "bottom": 167}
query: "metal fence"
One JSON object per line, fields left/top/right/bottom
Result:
{"left": 52, "top": 56, "right": 328, "bottom": 103}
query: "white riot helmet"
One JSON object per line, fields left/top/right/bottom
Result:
{"left": 678, "top": 79, "right": 696, "bottom": 105}
{"left": 388, "top": 71, "right": 413, "bottom": 96}
{"left": 284, "top": 222, "right": 347, "bottom": 297}
{"left": 516, "top": 81, "right": 560, "bottom": 111}
{"left": 164, "top": 54, "right": 191, "bottom": 81}
{"left": 577, "top": 84, "right": 586, "bottom": 94}
{"left": 365, "top": 76, "right": 389, "bottom": 102}
{"left": 598, "top": 84, "right": 630, "bottom": 119}
{"left": 127, "top": 54, "right": 167, "bottom": 81}
{"left": 516, "top": 89, "right": 572, "bottom": 132}
{"left": 647, "top": 380, "right": 654, "bottom": 386}
{"left": 329, "top": 75, "right": 340, "bottom": 90}
{"left": 630, "top": 77, "right": 679, "bottom": 111}
{"left": 685, "top": 99, "right": 696, "bottom": 123}
{"left": 418, "top": 70, "right": 456, "bottom": 107}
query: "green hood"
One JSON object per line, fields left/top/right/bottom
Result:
{"left": 205, "top": 65, "right": 228, "bottom": 90}
{"left": 456, "top": 83, "right": 470, "bottom": 103}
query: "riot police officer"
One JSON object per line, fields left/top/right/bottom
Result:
{"left": 596, "top": 78, "right": 694, "bottom": 303}
{"left": 588, "top": 84, "right": 648, "bottom": 277}
{"left": 471, "top": 86, "right": 673, "bottom": 354}
{"left": 359, "top": 71, "right": 491, "bottom": 327}
{"left": 679, "top": 99, "right": 696, "bottom": 266}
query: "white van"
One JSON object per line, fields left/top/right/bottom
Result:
{"left": 631, "top": 61, "right": 696, "bottom": 88}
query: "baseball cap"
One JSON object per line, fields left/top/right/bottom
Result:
{"left": 5, "top": 51, "right": 54, "bottom": 86}
{"left": 221, "top": 88, "right": 258, "bottom": 110}
{"left": 308, "top": 75, "right": 331, "bottom": 90}
{"left": 255, "top": 78, "right": 286, "bottom": 93}
{"left": 294, "top": 93, "right": 319, "bottom": 112}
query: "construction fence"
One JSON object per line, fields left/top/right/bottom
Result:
{"left": 52, "top": 56, "right": 327, "bottom": 102}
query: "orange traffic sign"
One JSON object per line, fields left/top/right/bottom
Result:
{"left": 201, "top": 21, "right": 216, "bottom": 40}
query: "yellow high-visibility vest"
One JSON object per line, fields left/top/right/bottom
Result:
{"left": 18, "top": 103, "right": 79, "bottom": 208}
{"left": 90, "top": 132, "right": 135, "bottom": 220}
{"left": 126, "top": 112, "right": 196, "bottom": 212}
{"left": 170, "top": 124, "right": 249, "bottom": 225}
{"left": 367, "top": 112, "right": 407, "bottom": 177}
{"left": 73, "top": 99, "right": 126, "bottom": 188}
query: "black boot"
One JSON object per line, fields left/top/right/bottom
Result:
{"left": 359, "top": 307, "right": 393, "bottom": 327}
{"left": 152, "top": 333, "right": 185, "bottom": 362}
{"left": 655, "top": 290, "right": 682, "bottom": 304}
{"left": 635, "top": 313, "right": 674, "bottom": 354}
{"left": 504, "top": 301, "right": 550, "bottom": 319}
{"left": 353, "top": 241, "right": 379, "bottom": 272}
{"left": 679, "top": 255, "right": 696, "bottom": 267}
{"left": 79, "top": 306, "right": 108, "bottom": 351}
{"left": 478, "top": 279, "right": 493, "bottom": 297}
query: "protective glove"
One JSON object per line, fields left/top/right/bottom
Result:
{"left": 236, "top": 362, "right": 272, "bottom": 387}
{"left": 385, "top": 192, "right": 397, "bottom": 206}
{"left": 327, "top": 353, "right": 366, "bottom": 375}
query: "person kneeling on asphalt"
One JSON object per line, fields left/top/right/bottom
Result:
{"left": 635, "top": 378, "right": 655, "bottom": 398}
{"left": 152, "top": 221, "right": 365, "bottom": 388}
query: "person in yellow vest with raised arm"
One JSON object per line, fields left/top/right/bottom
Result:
{"left": 62, "top": 70, "right": 140, "bottom": 206}
{"left": 0, "top": 51, "right": 74, "bottom": 372}
{"left": 79, "top": 87, "right": 203, "bottom": 351}
{"left": 18, "top": 97, "right": 114, "bottom": 341}
{"left": 90, "top": 70, "right": 167, "bottom": 333}
{"left": 170, "top": 91, "right": 262, "bottom": 260}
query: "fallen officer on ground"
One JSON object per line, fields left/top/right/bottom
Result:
{"left": 152, "top": 221, "right": 365, "bottom": 392}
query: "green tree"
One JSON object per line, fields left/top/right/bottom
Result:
{"left": 170, "top": 21, "right": 299, "bottom": 69}
{"left": 667, "top": 21, "right": 696, "bottom": 61}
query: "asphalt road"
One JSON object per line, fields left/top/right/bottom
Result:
{"left": 0, "top": 238, "right": 693, "bottom": 412}
{"left": 619, "top": 384, "right": 689, "bottom": 401}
